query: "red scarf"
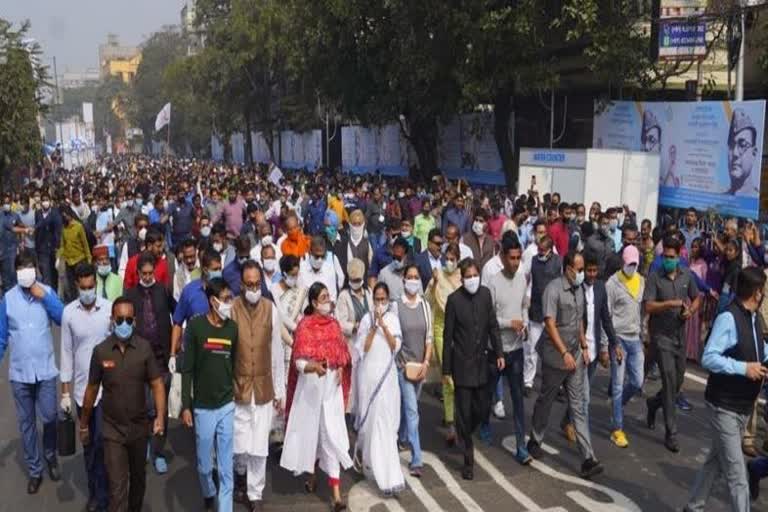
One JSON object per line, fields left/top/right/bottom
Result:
{"left": 285, "top": 313, "right": 352, "bottom": 421}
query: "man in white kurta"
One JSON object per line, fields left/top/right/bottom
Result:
{"left": 231, "top": 263, "right": 285, "bottom": 510}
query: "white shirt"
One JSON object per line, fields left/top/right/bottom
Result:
{"left": 584, "top": 284, "right": 596, "bottom": 363}
{"left": 481, "top": 255, "right": 503, "bottom": 285}
{"left": 60, "top": 297, "right": 112, "bottom": 406}
{"left": 428, "top": 252, "right": 442, "bottom": 272}
{"left": 297, "top": 253, "right": 345, "bottom": 303}
{"left": 250, "top": 242, "right": 282, "bottom": 265}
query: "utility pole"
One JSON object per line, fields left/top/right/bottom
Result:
{"left": 52, "top": 56, "right": 63, "bottom": 145}
{"left": 735, "top": 7, "right": 745, "bottom": 101}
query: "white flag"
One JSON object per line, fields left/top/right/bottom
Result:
{"left": 155, "top": 103, "right": 171, "bottom": 132}
{"left": 268, "top": 163, "right": 284, "bottom": 186}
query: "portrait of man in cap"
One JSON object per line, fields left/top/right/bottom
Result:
{"left": 641, "top": 110, "right": 661, "bottom": 153}
{"left": 725, "top": 108, "right": 759, "bottom": 196}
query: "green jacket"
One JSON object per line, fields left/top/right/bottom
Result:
{"left": 96, "top": 273, "right": 123, "bottom": 301}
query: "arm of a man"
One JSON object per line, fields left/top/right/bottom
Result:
{"left": 701, "top": 312, "right": 747, "bottom": 375}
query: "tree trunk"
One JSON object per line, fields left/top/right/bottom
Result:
{"left": 406, "top": 115, "right": 439, "bottom": 182}
{"left": 264, "top": 130, "right": 276, "bottom": 163}
{"left": 244, "top": 108, "right": 253, "bottom": 165}
{"left": 493, "top": 93, "right": 518, "bottom": 190}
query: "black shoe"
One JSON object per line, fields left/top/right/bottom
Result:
{"left": 461, "top": 466, "right": 474, "bottom": 480}
{"left": 86, "top": 498, "right": 100, "bottom": 512}
{"left": 27, "top": 476, "right": 42, "bottom": 494}
{"left": 749, "top": 460, "right": 761, "bottom": 501}
{"left": 204, "top": 496, "right": 215, "bottom": 510}
{"left": 556, "top": 387, "right": 566, "bottom": 403}
{"left": 250, "top": 500, "right": 264, "bottom": 512}
{"left": 524, "top": 386, "right": 533, "bottom": 398}
{"left": 527, "top": 439, "right": 544, "bottom": 459}
{"left": 580, "top": 458, "right": 604, "bottom": 479}
{"left": 234, "top": 473, "right": 248, "bottom": 504}
{"left": 47, "top": 461, "right": 61, "bottom": 482}
{"left": 664, "top": 435, "right": 680, "bottom": 453}
{"left": 646, "top": 399, "right": 657, "bottom": 431}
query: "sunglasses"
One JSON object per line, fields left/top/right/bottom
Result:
{"left": 115, "top": 317, "right": 135, "bottom": 326}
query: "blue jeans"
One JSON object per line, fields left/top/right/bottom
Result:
{"left": 397, "top": 369, "right": 423, "bottom": 468}
{"left": 10, "top": 378, "right": 57, "bottom": 478}
{"left": 610, "top": 338, "right": 645, "bottom": 431}
{"left": 76, "top": 403, "right": 109, "bottom": 508}
{"left": 484, "top": 349, "right": 526, "bottom": 446}
{"left": 194, "top": 402, "right": 234, "bottom": 512}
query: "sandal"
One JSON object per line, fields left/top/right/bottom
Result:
{"left": 304, "top": 474, "right": 317, "bottom": 494}
{"left": 331, "top": 500, "right": 347, "bottom": 512}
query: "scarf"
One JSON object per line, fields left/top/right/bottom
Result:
{"left": 282, "top": 229, "right": 310, "bottom": 258}
{"left": 285, "top": 314, "right": 352, "bottom": 421}
{"left": 617, "top": 271, "right": 641, "bottom": 300}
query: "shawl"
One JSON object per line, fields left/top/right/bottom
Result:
{"left": 285, "top": 313, "right": 352, "bottom": 420}
{"left": 428, "top": 268, "right": 462, "bottom": 313}
{"left": 280, "top": 229, "right": 311, "bottom": 259}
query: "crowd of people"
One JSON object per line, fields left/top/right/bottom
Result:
{"left": 0, "top": 154, "right": 767, "bottom": 512}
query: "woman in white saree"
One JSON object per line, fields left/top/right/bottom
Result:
{"left": 353, "top": 282, "right": 406, "bottom": 496}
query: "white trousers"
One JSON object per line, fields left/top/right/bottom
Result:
{"left": 524, "top": 321, "right": 544, "bottom": 388}
{"left": 235, "top": 454, "right": 267, "bottom": 501}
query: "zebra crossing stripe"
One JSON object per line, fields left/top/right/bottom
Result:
{"left": 473, "top": 449, "right": 543, "bottom": 511}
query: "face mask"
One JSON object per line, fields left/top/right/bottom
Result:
{"left": 537, "top": 252, "right": 551, "bottom": 262}
{"left": 662, "top": 257, "right": 679, "bottom": 273}
{"left": 609, "top": 219, "right": 619, "bottom": 231}
{"left": 200, "top": 226, "right": 211, "bottom": 237}
{"left": 325, "top": 226, "right": 338, "bottom": 241}
{"left": 135, "top": 198, "right": 144, "bottom": 207}
{"left": 79, "top": 288, "right": 97, "bottom": 306}
{"left": 350, "top": 225, "right": 364, "bottom": 240}
{"left": 398, "top": 191, "right": 405, "bottom": 198}
{"left": 261, "top": 235, "right": 273, "bottom": 246}
{"left": 140, "top": 278, "right": 155, "bottom": 288}
{"left": 472, "top": 221, "right": 485, "bottom": 236}
{"left": 350, "top": 279, "right": 363, "bottom": 291}
{"left": 262, "top": 258, "right": 277, "bottom": 273}
{"left": 213, "top": 242, "right": 224, "bottom": 253}
{"left": 392, "top": 258, "right": 405, "bottom": 271}
{"left": 404, "top": 279, "right": 421, "bottom": 296}
{"left": 463, "top": 276, "right": 480, "bottom": 295}
{"left": 315, "top": 302, "right": 332, "bottom": 316}
{"left": 121, "top": 201, "right": 129, "bottom": 209}
{"left": 573, "top": 270, "right": 585, "bottom": 287}
{"left": 445, "top": 260, "right": 457, "bottom": 273}
{"left": 215, "top": 298, "right": 232, "bottom": 320}
{"left": 97, "top": 264, "right": 111, "bottom": 277}
{"left": 16, "top": 268, "right": 36, "bottom": 288}
{"left": 238, "top": 257, "right": 249, "bottom": 265}
{"left": 138, "top": 227, "right": 147, "bottom": 241}
{"left": 310, "top": 256, "right": 324, "bottom": 270}
{"left": 284, "top": 275, "right": 297, "bottom": 288}
{"left": 600, "top": 226, "right": 611, "bottom": 237}
{"left": 41, "top": 200, "right": 51, "bottom": 210}
{"left": 622, "top": 264, "right": 637, "bottom": 277}
{"left": 207, "top": 269, "right": 223, "bottom": 280}
{"left": 245, "top": 289, "right": 262, "bottom": 305}
{"left": 2, "top": 204, "right": 10, "bottom": 212}
{"left": 401, "top": 229, "right": 412, "bottom": 239}
{"left": 114, "top": 320, "right": 133, "bottom": 340}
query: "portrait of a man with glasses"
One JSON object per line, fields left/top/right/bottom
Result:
{"left": 725, "top": 109, "right": 760, "bottom": 196}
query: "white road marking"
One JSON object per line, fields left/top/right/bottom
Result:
{"left": 398, "top": 456, "right": 444, "bottom": 512}
{"left": 502, "top": 436, "right": 643, "bottom": 512}
{"left": 347, "top": 479, "right": 406, "bottom": 512}
{"left": 472, "top": 449, "right": 542, "bottom": 511}
{"left": 409, "top": 452, "right": 486, "bottom": 511}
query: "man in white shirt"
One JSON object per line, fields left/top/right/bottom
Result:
{"left": 297, "top": 236, "right": 345, "bottom": 303}
{"left": 59, "top": 262, "right": 112, "bottom": 512}
{"left": 249, "top": 222, "right": 282, "bottom": 265}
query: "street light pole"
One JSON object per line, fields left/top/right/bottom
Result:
{"left": 52, "top": 56, "right": 63, "bottom": 145}
{"left": 735, "top": 8, "right": 745, "bottom": 101}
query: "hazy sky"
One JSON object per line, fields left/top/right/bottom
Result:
{"left": 1, "top": 1, "right": 183, "bottom": 72}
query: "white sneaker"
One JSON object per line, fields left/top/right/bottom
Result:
{"left": 493, "top": 400, "right": 506, "bottom": 419}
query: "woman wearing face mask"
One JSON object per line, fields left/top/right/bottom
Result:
{"left": 336, "top": 259, "right": 373, "bottom": 415}
{"left": 425, "top": 243, "right": 462, "bottom": 445}
{"left": 281, "top": 283, "right": 352, "bottom": 512}
{"left": 396, "top": 264, "right": 433, "bottom": 477}
{"left": 352, "top": 282, "right": 405, "bottom": 495}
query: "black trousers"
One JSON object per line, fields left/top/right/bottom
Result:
{"left": 104, "top": 437, "right": 148, "bottom": 512}
{"left": 454, "top": 385, "right": 491, "bottom": 468}
{"left": 36, "top": 251, "right": 58, "bottom": 292}
{"left": 648, "top": 343, "right": 686, "bottom": 437}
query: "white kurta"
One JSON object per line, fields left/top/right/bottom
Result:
{"left": 280, "top": 363, "right": 352, "bottom": 476}
{"left": 234, "top": 304, "right": 285, "bottom": 457}
{"left": 354, "top": 311, "right": 405, "bottom": 494}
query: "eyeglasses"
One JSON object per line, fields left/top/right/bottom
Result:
{"left": 115, "top": 317, "right": 135, "bottom": 325}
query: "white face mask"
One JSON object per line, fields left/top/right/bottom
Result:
{"left": 310, "top": 255, "right": 324, "bottom": 270}
{"left": 444, "top": 260, "right": 457, "bottom": 273}
{"left": 215, "top": 298, "right": 232, "bottom": 320}
{"left": 16, "top": 267, "right": 36, "bottom": 288}
{"left": 97, "top": 264, "right": 112, "bottom": 277}
{"left": 41, "top": 200, "right": 51, "bottom": 210}
{"left": 213, "top": 242, "right": 224, "bottom": 253}
{"left": 404, "top": 279, "right": 421, "bottom": 296}
{"left": 138, "top": 227, "right": 147, "bottom": 241}
{"left": 140, "top": 278, "right": 155, "bottom": 288}
{"left": 245, "top": 289, "right": 262, "bottom": 305}
{"left": 401, "top": 229, "right": 412, "bottom": 238}
{"left": 463, "top": 276, "right": 480, "bottom": 294}
{"left": 261, "top": 235, "right": 273, "bottom": 246}
{"left": 622, "top": 264, "right": 637, "bottom": 277}
{"left": 262, "top": 258, "right": 277, "bottom": 273}
{"left": 350, "top": 279, "right": 364, "bottom": 291}
{"left": 350, "top": 224, "right": 365, "bottom": 240}
{"left": 315, "top": 302, "right": 332, "bottom": 316}
{"left": 284, "top": 275, "right": 297, "bottom": 288}
{"left": 376, "top": 303, "right": 389, "bottom": 316}
{"left": 472, "top": 221, "right": 485, "bottom": 236}
{"left": 200, "top": 226, "right": 212, "bottom": 237}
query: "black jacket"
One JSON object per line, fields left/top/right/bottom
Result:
{"left": 125, "top": 284, "right": 175, "bottom": 371}
{"left": 442, "top": 286, "right": 502, "bottom": 387}
{"left": 34, "top": 208, "right": 63, "bottom": 255}
{"left": 584, "top": 280, "right": 617, "bottom": 352}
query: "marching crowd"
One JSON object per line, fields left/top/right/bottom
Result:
{"left": 1, "top": 154, "right": 768, "bottom": 512}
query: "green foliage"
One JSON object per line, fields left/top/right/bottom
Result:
{"left": 58, "top": 77, "right": 130, "bottom": 146}
{"left": 0, "top": 19, "right": 49, "bottom": 189}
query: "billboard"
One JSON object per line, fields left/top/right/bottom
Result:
{"left": 593, "top": 100, "right": 766, "bottom": 219}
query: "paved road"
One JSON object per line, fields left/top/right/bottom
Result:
{"left": 0, "top": 330, "right": 765, "bottom": 511}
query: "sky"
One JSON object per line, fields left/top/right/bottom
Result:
{"left": 0, "top": 1, "right": 183, "bottom": 72}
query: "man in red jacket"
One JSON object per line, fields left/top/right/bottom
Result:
{"left": 547, "top": 202, "right": 571, "bottom": 259}
{"left": 123, "top": 228, "right": 170, "bottom": 290}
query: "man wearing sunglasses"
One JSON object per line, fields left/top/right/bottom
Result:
{"left": 79, "top": 297, "right": 166, "bottom": 512}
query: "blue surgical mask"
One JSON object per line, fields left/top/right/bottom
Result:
{"left": 114, "top": 321, "right": 133, "bottom": 340}
{"left": 135, "top": 198, "right": 143, "bottom": 207}
{"left": 207, "top": 270, "right": 222, "bottom": 280}
{"left": 573, "top": 270, "right": 585, "bottom": 287}
{"left": 79, "top": 288, "right": 96, "bottom": 306}
{"left": 325, "top": 226, "right": 338, "bottom": 241}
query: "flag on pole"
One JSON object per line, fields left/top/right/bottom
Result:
{"left": 155, "top": 103, "right": 171, "bottom": 132}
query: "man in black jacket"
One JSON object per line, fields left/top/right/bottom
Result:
{"left": 124, "top": 252, "right": 175, "bottom": 475}
{"left": 34, "top": 193, "right": 63, "bottom": 291}
{"left": 442, "top": 258, "right": 504, "bottom": 481}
